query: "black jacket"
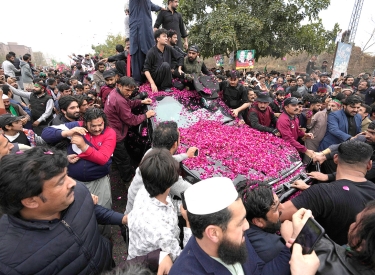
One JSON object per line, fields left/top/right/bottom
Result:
{"left": 0, "top": 182, "right": 124, "bottom": 275}
{"left": 50, "top": 113, "right": 73, "bottom": 126}
{"left": 143, "top": 45, "right": 183, "bottom": 75}
{"left": 246, "top": 106, "right": 278, "bottom": 133}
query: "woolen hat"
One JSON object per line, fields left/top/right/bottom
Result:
{"left": 256, "top": 93, "right": 272, "bottom": 103}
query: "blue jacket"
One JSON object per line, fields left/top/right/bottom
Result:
{"left": 0, "top": 182, "right": 124, "bottom": 275}
{"left": 129, "top": 0, "right": 161, "bottom": 55}
{"left": 312, "top": 82, "right": 328, "bottom": 94}
{"left": 170, "top": 233, "right": 291, "bottom": 275}
{"left": 319, "top": 109, "right": 361, "bottom": 150}
{"left": 246, "top": 225, "right": 291, "bottom": 275}
{"left": 41, "top": 121, "right": 116, "bottom": 182}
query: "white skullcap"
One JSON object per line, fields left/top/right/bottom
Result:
{"left": 184, "top": 177, "right": 238, "bottom": 215}
{"left": 2, "top": 94, "right": 9, "bottom": 99}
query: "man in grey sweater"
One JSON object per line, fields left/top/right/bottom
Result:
{"left": 20, "top": 54, "right": 34, "bottom": 89}
{"left": 125, "top": 121, "right": 198, "bottom": 214}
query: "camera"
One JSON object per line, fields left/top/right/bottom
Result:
{"left": 132, "top": 91, "right": 148, "bottom": 100}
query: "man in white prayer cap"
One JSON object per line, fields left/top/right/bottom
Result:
{"left": 169, "top": 177, "right": 281, "bottom": 275}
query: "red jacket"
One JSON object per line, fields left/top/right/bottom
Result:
{"left": 104, "top": 88, "right": 146, "bottom": 142}
{"left": 100, "top": 85, "right": 115, "bottom": 106}
{"left": 41, "top": 121, "right": 116, "bottom": 182}
{"left": 276, "top": 112, "right": 307, "bottom": 153}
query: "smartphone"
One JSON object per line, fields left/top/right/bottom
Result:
{"left": 180, "top": 192, "right": 187, "bottom": 210}
{"left": 293, "top": 217, "right": 325, "bottom": 254}
{"left": 186, "top": 147, "right": 199, "bottom": 157}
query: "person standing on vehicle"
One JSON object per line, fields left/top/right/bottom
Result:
{"left": 276, "top": 97, "right": 315, "bottom": 159}
{"left": 104, "top": 76, "right": 155, "bottom": 183}
{"left": 153, "top": 0, "right": 188, "bottom": 50}
{"left": 220, "top": 70, "right": 250, "bottom": 120}
{"left": 129, "top": 0, "right": 163, "bottom": 85}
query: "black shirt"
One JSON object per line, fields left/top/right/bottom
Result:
{"left": 270, "top": 100, "right": 283, "bottom": 113}
{"left": 292, "top": 179, "right": 375, "bottom": 245}
{"left": 50, "top": 113, "right": 73, "bottom": 126}
{"left": 220, "top": 81, "right": 249, "bottom": 109}
{"left": 143, "top": 45, "right": 183, "bottom": 76}
{"left": 154, "top": 9, "right": 188, "bottom": 49}
{"left": 346, "top": 114, "right": 357, "bottom": 137}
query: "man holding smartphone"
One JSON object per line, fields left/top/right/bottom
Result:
{"left": 281, "top": 140, "right": 375, "bottom": 245}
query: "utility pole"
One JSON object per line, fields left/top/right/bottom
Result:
{"left": 347, "top": 0, "right": 365, "bottom": 44}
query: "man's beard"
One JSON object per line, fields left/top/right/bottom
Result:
{"left": 66, "top": 112, "right": 80, "bottom": 120}
{"left": 344, "top": 107, "right": 355, "bottom": 117}
{"left": 262, "top": 220, "right": 281, "bottom": 234}
{"left": 217, "top": 235, "right": 248, "bottom": 265}
{"left": 33, "top": 89, "right": 42, "bottom": 95}
{"left": 188, "top": 57, "right": 196, "bottom": 62}
{"left": 107, "top": 83, "right": 116, "bottom": 88}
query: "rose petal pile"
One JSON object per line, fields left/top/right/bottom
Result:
{"left": 176, "top": 120, "right": 300, "bottom": 182}
{"left": 139, "top": 82, "right": 302, "bottom": 186}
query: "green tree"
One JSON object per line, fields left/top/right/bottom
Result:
{"left": 91, "top": 33, "right": 125, "bottom": 58}
{"left": 179, "top": 0, "right": 340, "bottom": 59}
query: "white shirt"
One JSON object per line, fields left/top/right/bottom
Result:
{"left": 211, "top": 257, "right": 245, "bottom": 275}
{"left": 128, "top": 186, "right": 191, "bottom": 261}
{"left": 2, "top": 60, "right": 19, "bottom": 77}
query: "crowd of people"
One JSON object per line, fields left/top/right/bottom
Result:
{"left": 1, "top": 0, "right": 375, "bottom": 274}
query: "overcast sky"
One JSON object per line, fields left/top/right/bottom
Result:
{"left": 1, "top": 0, "right": 374, "bottom": 64}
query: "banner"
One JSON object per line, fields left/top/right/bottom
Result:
{"left": 214, "top": 54, "right": 224, "bottom": 67}
{"left": 332, "top": 42, "right": 353, "bottom": 80}
{"left": 236, "top": 50, "right": 255, "bottom": 69}
{"left": 228, "top": 51, "right": 234, "bottom": 65}
{"left": 287, "top": 65, "right": 296, "bottom": 75}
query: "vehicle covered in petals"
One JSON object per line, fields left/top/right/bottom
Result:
{"left": 132, "top": 84, "right": 312, "bottom": 202}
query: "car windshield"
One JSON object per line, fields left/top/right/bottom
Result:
{"left": 153, "top": 96, "right": 233, "bottom": 128}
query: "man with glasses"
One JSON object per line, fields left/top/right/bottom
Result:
{"left": 104, "top": 76, "right": 155, "bottom": 183}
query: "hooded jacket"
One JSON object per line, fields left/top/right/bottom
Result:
{"left": 20, "top": 60, "right": 34, "bottom": 84}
